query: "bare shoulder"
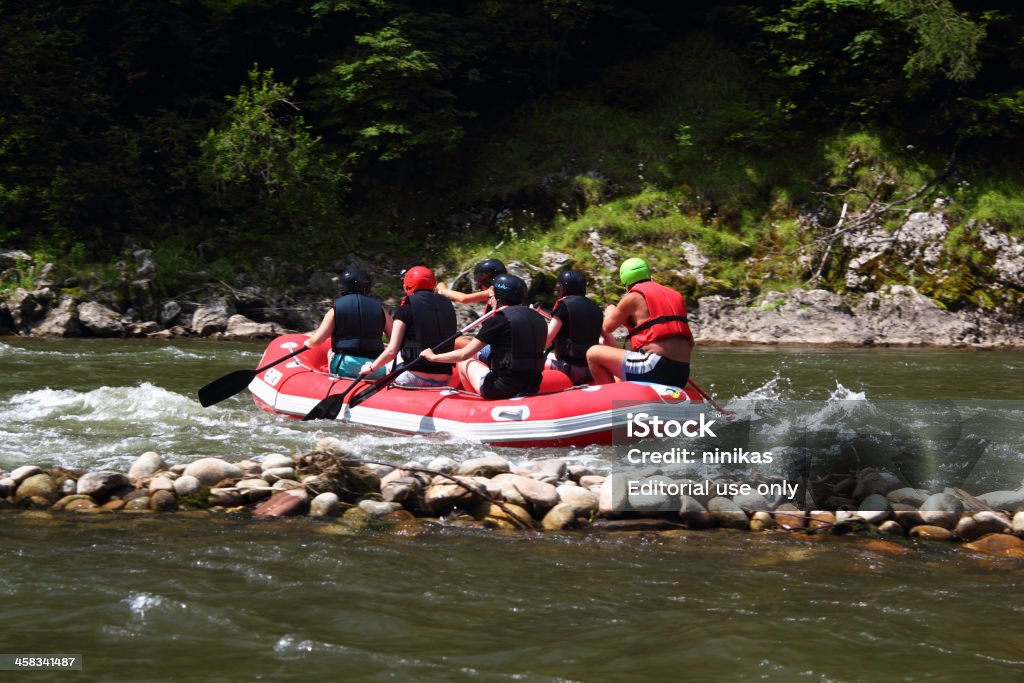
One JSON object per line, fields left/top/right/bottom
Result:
{"left": 618, "top": 290, "right": 643, "bottom": 310}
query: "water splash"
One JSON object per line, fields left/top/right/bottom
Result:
{"left": 8, "top": 382, "right": 196, "bottom": 422}
{"left": 732, "top": 372, "right": 792, "bottom": 403}
{"left": 0, "top": 380, "right": 533, "bottom": 472}
{"left": 827, "top": 381, "right": 867, "bottom": 402}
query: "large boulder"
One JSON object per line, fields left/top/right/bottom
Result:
{"left": 488, "top": 473, "right": 559, "bottom": 511}
{"left": 540, "top": 502, "right": 578, "bottom": 530}
{"left": 954, "top": 511, "right": 1012, "bottom": 541}
{"left": 8, "top": 287, "right": 52, "bottom": 330}
{"left": 555, "top": 484, "right": 599, "bottom": 516}
{"left": 918, "top": 492, "right": 963, "bottom": 529}
{"left": 223, "top": 315, "right": 286, "bottom": 340}
{"left": 707, "top": 496, "right": 749, "bottom": 529}
{"left": 183, "top": 458, "right": 244, "bottom": 486}
{"left": 78, "top": 301, "right": 125, "bottom": 337}
{"left": 128, "top": 452, "right": 167, "bottom": 482}
{"left": 30, "top": 295, "right": 80, "bottom": 337}
{"left": 191, "top": 298, "right": 232, "bottom": 336}
{"left": 15, "top": 473, "right": 61, "bottom": 504}
{"left": 424, "top": 477, "right": 483, "bottom": 513}
{"left": 76, "top": 471, "right": 130, "bottom": 500}
{"left": 457, "top": 456, "right": 510, "bottom": 478}
{"left": 855, "top": 285, "right": 980, "bottom": 347}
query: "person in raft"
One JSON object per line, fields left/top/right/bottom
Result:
{"left": 420, "top": 273, "right": 547, "bottom": 399}
{"left": 359, "top": 266, "right": 458, "bottom": 388}
{"left": 304, "top": 267, "right": 393, "bottom": 379}
{"left": 544, "top": 269, "right": 603, "bottom": 385}
{"left": 435, "top": 258, "right": 506, "bottom": 350}
{"left": 585, "top": 257, "right": 694, "bottom": 388}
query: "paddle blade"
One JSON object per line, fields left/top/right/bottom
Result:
{"left": 302, "top": 393, "right": 347, "bottom": 421}
{"left": 197, "top": 370, "right": 256, "bottom": 407}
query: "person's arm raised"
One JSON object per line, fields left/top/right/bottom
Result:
{"left": 437, "top": 282, "right": 492, "bottom": 305}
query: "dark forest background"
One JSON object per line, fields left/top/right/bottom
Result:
{"left": 2, "top": 0, "right": 1022, "bottom": 306}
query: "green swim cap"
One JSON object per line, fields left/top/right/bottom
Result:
{"left": 619, "top": 258, "right": 651, "bottom": 286}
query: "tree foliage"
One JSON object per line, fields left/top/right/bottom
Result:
{"left": 199, "top": 67, "right": 347, "bottom": 257}
{"left": 0, "top": 0, "right": 1021, "bottom": 270}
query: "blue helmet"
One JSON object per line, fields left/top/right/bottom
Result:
{"left": 492, "top": 273, "right": 526, "bottom": 306}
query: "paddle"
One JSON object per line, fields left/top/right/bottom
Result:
{"left": 304, "top": 306, "right": 506, "bottom": 421}
{"left": 198, "top": 345, "right": 307, "bottom": 407}
{"left": 301, "top": 373, "right": 371, "bottom": 421}
{"left": 687, "top": 378, "right": 735, "bottom": 419}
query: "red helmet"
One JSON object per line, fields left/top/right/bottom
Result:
{"left": 403, "top": 266, "right": 436, "bottom": 294}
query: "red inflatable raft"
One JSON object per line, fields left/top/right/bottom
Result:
{"left": 248, "top": 334, "right": 707, "bottom": 447}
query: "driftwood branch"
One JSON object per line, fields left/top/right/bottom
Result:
{"left": 806, "top": 141, "right": 960, "bottom": 286}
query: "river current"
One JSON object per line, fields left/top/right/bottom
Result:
{"left": 1, "top": 339, "right": 1022, "bottom": 681}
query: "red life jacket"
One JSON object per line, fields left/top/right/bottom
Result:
{"left": 625, "top": 280, "right": 692, "bottom": 351}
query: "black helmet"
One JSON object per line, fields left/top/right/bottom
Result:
{"left": 492, "top": 273, "right": 526, "bottom": 306}
{"left": 555, "top": 269, "right": 587, "bottom": 297}
{"left": 473, "top": 258, "right": 506, "bottom": 290}
{"left": 340, "top": 267, "right": 372, "bottom": 295}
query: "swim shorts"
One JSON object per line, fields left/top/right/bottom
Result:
{"left": 547, "top": 355, "right": 593, "bottom": 385}
{"left": 330, "top": 354, "right": 385, "bottom": 380}
{"left": 622, "top": 351, "right": 689, "bottom": 388}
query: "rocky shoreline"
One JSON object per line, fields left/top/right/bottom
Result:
{"left": 6, "top": 224, "right": 1024, "bottom": 350}
{"left": 2, "top": 263, "right": 1023, "bottom": 350}
{"left": 3, "top": 439, "right": 1024, "bottom": 558}
{"left": 696, "top": 285, "right": 1024, "bottom": 348}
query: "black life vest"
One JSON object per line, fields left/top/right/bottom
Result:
{"left": 489, "top": 306, "right": 546, "bottom": 374}
{"left": 400, "top": 290, "right": 457, "bottom": 375}
{"left": 552, "top": 295, "right": 603, "bottom": 366}
{"left": 332, "top": 293, "right": 385, "bottom": 357}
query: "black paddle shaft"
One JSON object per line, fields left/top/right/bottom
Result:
{"left": 197, "top": 345, "right": 307, "bottom": 407}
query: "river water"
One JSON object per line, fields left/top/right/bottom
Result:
{"left": 1, "top": 339, "right": 1023, "bottom": 681}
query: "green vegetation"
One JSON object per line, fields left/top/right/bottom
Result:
{"left": 973, "top": 188, "right": 1024, "bottom": 236}
{"left": 1, "top": 1, "right": 1022, "bottom": 313}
